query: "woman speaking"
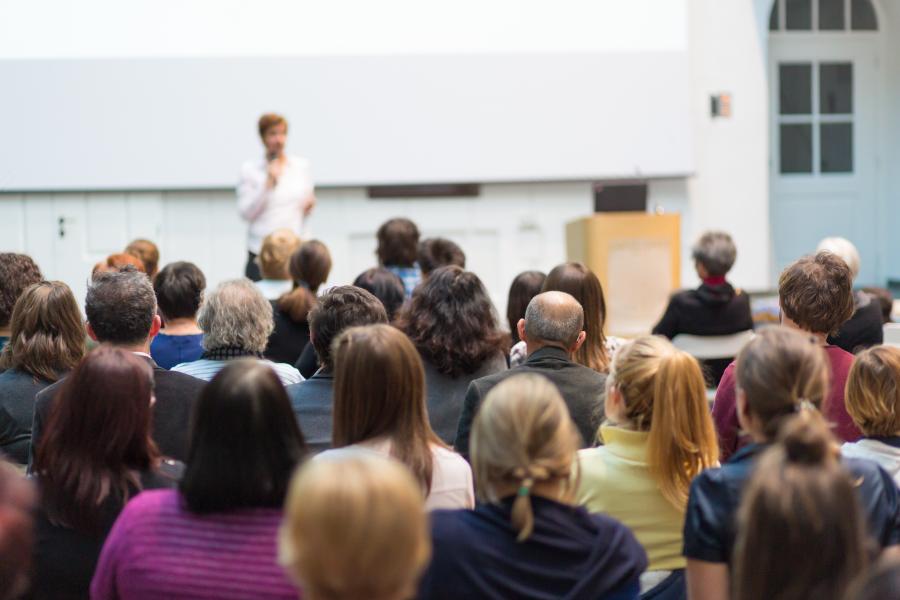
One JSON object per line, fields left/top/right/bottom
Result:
{"left": 237, "top": 113, "right": 316, "bottom": 281}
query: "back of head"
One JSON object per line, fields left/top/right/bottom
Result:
{"left": 352, "top": 268, "right": 405, "bottom": 321}
{"left": 279, "top": 453, "right": 430, "bottom": 600}
{"left": 471, "top": 373, "right": 578, "bottom": 541}
{"left": 332, "top": 324, "right": 436, "bottom": 492}
{"left": 861, "top": 286, "right": 894, "bottom": 325}
{"left": 86, "top": 268, "right": 157, "bottom": 346}
{"left": 153, "top": 261, "right": 206, "bottom": 322}
{"left": 608, "top": 336, "right": 718, "bottom": 508}
{"left": 846, "top": 345, "right": 900, "bottom": 438}
{"left": 259, "top": 229, "right": 301, "bottom": 280}
{"left": 692, "top": 231, "right": 737, "bottom": 277}
{"left": 817, "top": 236, "right": 860, "bottom": 281}
{"left": 507, "top": 270, "right": 546, "bottom": 344}
{"left": 733, "top": 412, "right": 868, "bottom": 600}
{"left": 92, "top": 253, "right": 146, "bottom": 277}
{"left": 376, "top": 218, "right": 420, "bottom": 267}
{"left": 278, "top": 241, "right": 332, "bottom": 323}
{"left": 0, "top": 253, "right": 42, "bottom": 329}
{"left": 543, "top": 263, "right": 608, "bottom": 371}
{"left": 308, "top": 286, "right": 388, "bottom": 369}
{"left": 0, "top": 282, "right": 85, "bottom": 382}
{"left": 523, "top": 291, "right": 584, "bottom": 350}
{"left": 181, "top": 360, "right": 306, "bottom": 513}
{"left": 199, "top": 279, "right": 273, "bottom": 353}
{"left": 124, "top": 239, "right": 160, "bottom": 279}
{"left": 395, "top": 265, "right": 506, "bottom": 377}
{"left": 417, "top": 238, "right": 466, "bottom": 276}
{"left": 736, "top": 326, "right": 830, "bottom": 441}
{"left": 779, "top": 252, "right": 855, "bottom": 335}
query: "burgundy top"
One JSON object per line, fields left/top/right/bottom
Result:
{"left": 712, "top": 345, "right": 861, "bottom": 461}
{"left": 90, "top": 489, "right": 300, "bottom": 600}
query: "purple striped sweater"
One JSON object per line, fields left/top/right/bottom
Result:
{"left": 90, "top": 489, "right": 300, "bottom": 599}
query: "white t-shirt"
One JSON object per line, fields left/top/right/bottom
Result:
{"left": 237, "top": 155, "right": 314, "bottom": 254}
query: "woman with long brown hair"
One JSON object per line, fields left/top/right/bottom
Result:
{"left": 31, "top": 345, "right": 179, "bottom": 599}
{"left": 320, "top": 323, "right": 473, "bottom": 510}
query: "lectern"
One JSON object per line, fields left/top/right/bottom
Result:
{"left": 566, "top": 212, "right": 680, "bottom": 338}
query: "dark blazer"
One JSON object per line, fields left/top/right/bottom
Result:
{"left": 29, "top": 355, "right": 204, "bottom": 468}
{"left": 0, "top": 368, "right": 53, "bottom": 464}
{"left": 264, "top": 301, "right": 311, "bottom": 366}
{"left": 286, "top": 369, "right": 334, "bottom": 454}
{"left": 293, "top": 342, "right": 319, "bottom": 380}
{"left": 454, "top": 346, "right": 606, "bottom": 459}
{"left": 829, "top": 291, "right": 884, "bottom": 354}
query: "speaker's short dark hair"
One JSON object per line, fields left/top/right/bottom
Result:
{"left": 153, "top": 262, "right": 206, "bottom": 321}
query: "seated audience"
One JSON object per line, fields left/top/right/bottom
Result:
{"left": 0, "top": 253, "right": 42, "bottom": 352}
{"left": 149, "top": 261, "right": 206, "bottom": 369}
{"left": 713, "top": 252, "right": 860, "bottom": 460}
{"left": 172, "top": 279, "right": 302, "bottom": 385}
{"left": 0, "top": 460, "right": 35, "bottom": 600}
{"left": 32, "top": 346, "right": 181, "bottom": 599}
{"left": 684, "top": 327, "right": 900, "bottom": 600}
{"left": 862, "top": 286, "right": 894, "bottom": 324}
{"left": 577, "top": 336, "right": 718, "bottom": 599}
{"left": 280, "top": 453, "right": 431, "bottom": 600}
{"left": 818, "top": 237, "right": 884, "bottom": 352}
{"left": 419, "top": 374, "right": 646, "bottom": 599}
{"left": 506, "top": 269, "right": 546, "bottom": 353}
{"left": 843, "top": 345, "right": 900, "bottom": 485}
{"left": 0, "top": 282, "right": 84, "bottom": 464}
{"left": 732, "top": 414, "right": 869, "bottom": 600}
{"left": 124, "top": 238, "right": 160, "bottom": 280}
{"left": 266, "top": 239, "right": 332, "bottom": 366}
{"left": 455, "top": 291, "right": 606, "bottom": 457}
{"left": 31, "top": 269, "right": 204, "bottom": 465}
{"left": 352, "top": 267, "right": 406, "bottom": 321}
{"left": 255, "top": 228, "right": 301, "bottom": 300}
{"left": 652, "top": 231, "right": 753, "bottom": 386}
{"left": 376, "top": 217, "right": 421, "bottom": 297}
{"left": 395, "top": 266, "right": 507, "bottom": 444}
{"left": 418, "top": 237, "right": 466, "bottom": 277}
{"left": 92, "top": 253, "right": 146, "bottom": 276}
{"left": 91, "top": 361, "right": 305, "bottom": 599}
{"left": 285, "top": 286, "right": 388, "bottom": 453}
{"left": 320, "top": 324, "right": 474, "bottom": 510}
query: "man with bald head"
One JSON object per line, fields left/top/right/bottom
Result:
{"left": 454, "top": 291, "right": 606, "bottom": 459}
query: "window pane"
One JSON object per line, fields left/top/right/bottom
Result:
{"left": 780, "top": 64, "right": 812, "bottom": 115}
{"left": 818, "top": 0, "right": 845, "bottom": 29}
{"left": 770, "top": 1, "right": 779, "bottom": 30}
{"left": 781, "top": 124, "right": 813, "bottom": 173}
{"left": 821, "top": 123, "right": 853, "bottom": 172}
{"left": 820, "top": 63, "right": 853, "bottom": 114}
{"left": 851, "top": 0, "right": 878, "bottom": 30}
{"left": 786, "top": 0, "right": 812, "bottom": 30}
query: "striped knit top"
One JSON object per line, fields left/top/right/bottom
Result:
{"left": 90, "top": 489, "right": 300, "bottom": 599}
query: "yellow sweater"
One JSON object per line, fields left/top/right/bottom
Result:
{"left": 576, "top": 426, "right": 686, "bottom": 571}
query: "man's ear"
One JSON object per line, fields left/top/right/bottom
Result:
{"left": 86, "top": 322, "right": 99, "bottom": 342}
{"left": 736, "top": 387, "right": 752, "bottom": 431}
{"left": 517, "top": 319, "right": 527, "bottom": 344}
{"left": 148, "top": 314, "right": 162, "bottom": 340}
{"left": 570, "top": 331, "right": 587, "bottom": 354}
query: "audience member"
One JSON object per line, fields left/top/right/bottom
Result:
{"left": 320, "top": 324, "right": 474, "bottom": 510}
{"left": 285, "top": 286, "right": 388, "bottom": 453}
{"left": 862, "top": 286, "right": 894, "bottom": 324}
{"left": 92, "top": 252, "right": 146, "bottom": 277}
{"left": 0, "top": 282, "right": 84, "bottom": 464}
{"left": 684, "top": 327, "right": 900, "bottom": 600}
{"left": 0, "top": 253, "right": 42, "bottom": 352}
{"left": 843, "top": 345, "right": 900, "bottom": 486}
{"left": 280, "top": 453, "right": 431, "bottom": 600}
{"left": 395, "top": 266, "right": 508, "bottom": 444}
{"left": 846, "top": 555, "right": 900, "bottom": 600}
{"left": 0, "top": 460, "right": 35, "bottom": 600}
{"left": 818, "top": 237, "right": 884, "bottom": 352}
{"left": 255, "top": 228, "right": 302, "bottom": 300}
{"left": 455, "top": 291, "right": 606, "bottom": 457}
{"left": 149, "top": 261, "right": 206, "bottom": 369}
{"left": 712, "top": 252, "right": 860, "bottom": 460}
{"left": 419, "top": 374, "right": 647, "bottom": 599}
{"left": 91, "top": 361, "right": 305, "bottom": 599}
{"left": 418, "top": 237, "right": 466, "bottom": 277}
{"left": 31, "top": 269, "right": 204, "bottom": 465}
{"left": 506, "top": 270, "right": 546, "bottom": 348}
{"left": 266, "top": 239, "right": 332, "bottom": 366}
{"left": 124, "top": 238, "right": 160, "bottom": 280}
{"left": 376, "top": 217, "right": 421, "bottom": 297}
{"left": 31, "top": 346, "right": 181, "bottom": 599}
{"left": 732, "top": 413, "right": 869, "bottom": 600}
{"left": 652, "top": 231, "right": 754, "bottom": 386}
{"left": 577, "top": 336, "right": 718, "bottom": 599}
{"left": 172, "top": 278, "right": 302, "bottom": 385}
{"left": 352, "top": 267, "right": 406, "bottom": 321}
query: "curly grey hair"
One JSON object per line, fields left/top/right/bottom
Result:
{"left": 692, "top": 231, "right": 737, "bottom": 277}
{"left": 199, "top": 279, "right": 274, "bottom": 353}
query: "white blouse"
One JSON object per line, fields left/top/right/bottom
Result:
{"left": 237, "top": 155, "right": 314, "bottom": 253}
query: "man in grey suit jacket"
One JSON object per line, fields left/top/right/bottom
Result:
{"left": 454, "top": 291, "right": 606, "bottom": 459}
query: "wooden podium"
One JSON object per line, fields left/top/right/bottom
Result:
{"left": 566, "top": 212, "right": 680, "bottom": 338}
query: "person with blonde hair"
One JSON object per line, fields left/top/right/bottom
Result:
{"left": 255, "top": 228, "right": 302, "bottom": 300}
{"left": 280, "top": 452, "right": 431, "bottom": 600}
{"left": 577, "top": 336, "right": 718, "bottom": 599}
{"left": 419, "top": 373, "right": 646, "bottom": 600}
{"left": 843, "top": 345, "right": 900, "bottom": 485}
